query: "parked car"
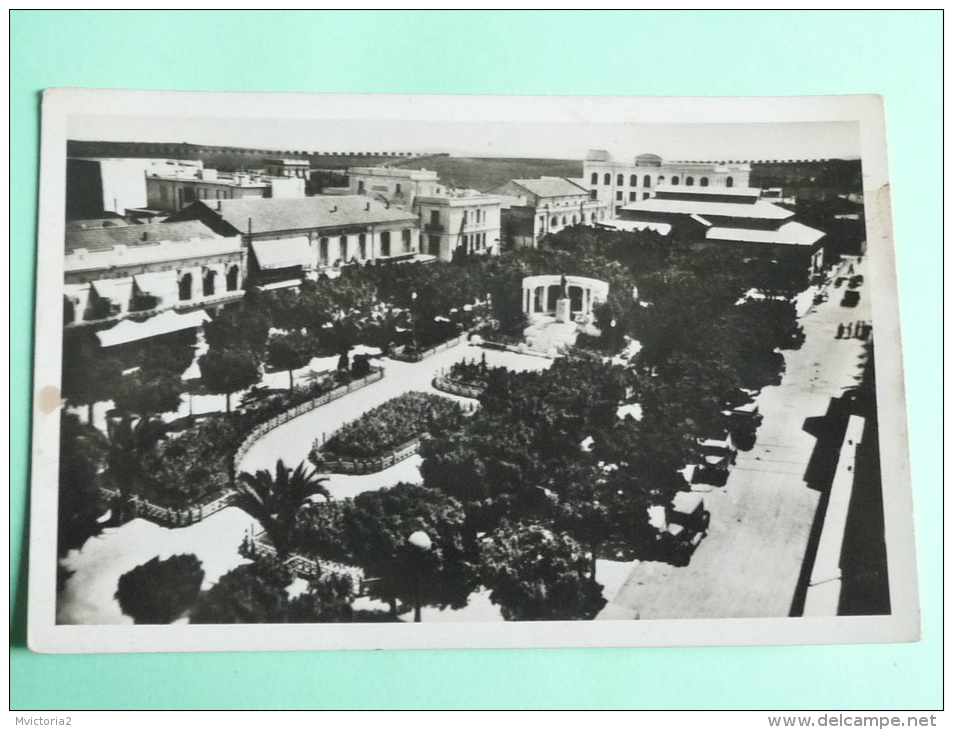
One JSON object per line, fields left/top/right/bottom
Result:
{"left": 841, "top": 290, "right": 860, "bottom": 308}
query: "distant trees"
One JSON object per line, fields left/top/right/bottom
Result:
{"left": 115, "top": 554, "right": 205, "bottom": 624}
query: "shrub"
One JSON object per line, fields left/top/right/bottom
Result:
{"left": 115, "top": 554, "right": 205, "bottom": 624}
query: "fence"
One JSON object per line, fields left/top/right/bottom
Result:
{"left": 99, "top": 486, "right": 236, "bottom": 528}
{"left": 312, "top": 437, "right": 422, "bottom": 475}
{"left": 389, "top": 333, "right": 467, "bottom": 363}
{"left": 240, "top": 532, "right": 364, "bottom": 586}
{"left": 431, "top": 375, "right": 485, "bottom": 400}
{"left": 232, "top": 367, "right": 384, "bottom": 472}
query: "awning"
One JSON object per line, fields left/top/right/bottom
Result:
{"left": 251, "top": 237, "right": 312, "bottom": 270}
{"left": 133, "top": 271, "right": 179, "bottom": 301}
{"left": 256, "top": 279, "right": 302, "bottom": 291}
{"left": 97, "top": 309, "right": 211, "bottom": 347}
{"left": 91, "top": 277, "right": 134, "bottom": 304}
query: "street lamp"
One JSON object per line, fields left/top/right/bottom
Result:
{"left": 407, "top": 529, "right": 432, "bottom": 623}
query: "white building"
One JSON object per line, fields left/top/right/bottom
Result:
{"left": 348, "top": 166, "right": 442, "bottom": 209}
{"left": 583, "top": 151, "right": 752, "bottom": 215}
{"left": 415, "top": 189, "right": 502, "bottom": 262}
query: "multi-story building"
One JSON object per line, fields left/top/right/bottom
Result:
{"left": 262, "top": 158, "right": 310, "bottom": 179}
{"left": 66, "top": 158, "right": 156, "bottom": 219}
{"left": 488, "top": 177, "right": 610, "bottom": 249}
{"left": 175, "top": 196, "right": 421, "bottom": 289}
{"left": 584, "top": 151, "right": 752, "bottom": 215}
{"left": 415, "top": 190, "right": 502, "bottom": 262}
{"left": 347, "top": 166, "right": 442, "bottom": 209}
{"left": 145, "top": 168, "right": 306, "bottom": 214}
{"left": 64, "top": 220, "right": 245, "bottom": 327}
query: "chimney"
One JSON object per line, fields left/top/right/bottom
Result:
{"left": 331, "top": 205, "right": 338, "bottom": 213}
{"left": 217, "top": 199, "right": 222, "bottom": 212}
{"left": 365, "top": 202, "right": 370, "bottom": 211}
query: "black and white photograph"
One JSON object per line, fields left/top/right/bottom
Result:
{"left": 28, "top": 90, "right": 919, "bottom": 653}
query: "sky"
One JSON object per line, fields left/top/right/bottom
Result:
{"left": 68, "top": 114, "right": 861, "bottom": 162}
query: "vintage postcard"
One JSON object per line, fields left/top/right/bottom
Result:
{"left": 28, "top": 89, "right": 919, "bottom": 652}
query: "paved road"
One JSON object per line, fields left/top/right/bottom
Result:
{"left": 238, "top": 343, "right": 551, "bottom": 481}
{"left": 600, "top": 259, "right": 872, "bottom": 620}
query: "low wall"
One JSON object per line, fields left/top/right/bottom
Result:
{"left": 312, "top": 437, "right": 421, "bottom": 476}
{"left": 389, "top": 333, "right": 467, "bottom": 363}
{"left": 431, "top": 375, "right": 485, "bottom": 400}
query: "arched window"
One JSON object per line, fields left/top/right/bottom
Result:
{"left": 571, "top": 215, "right": 577, "bottom": 225}
{"left": 616, "top": 174, "right": 624, "bottom": 186}
{"left": 700, "top": 177, "right": 709, "bottom": 187}
{"left": 590, "top": 172, "right": 598, "bottom": 184}
{"left": 358, "top": 233, "right": 367, "bottom": 259}
{"left": 657, "top": 176, "right": 665, "bottom": 184}
{"left": 202, "top": 269, "right": 216, "bottom": 297}
{"left": 178, "top": 272, "right": 192, "bottom": 301}
{"left": 561, "top": 216, "right": 567, "bottom": 226}
{"left": 630, "top": 175, "right": 638, "bottom": 186}
{"left": 726, "top": 176, "right": 734, "bottom": 188}
{"left": 226, "top": 265, "right": 239, "bottom": 291}
{"left": 686, "top": 177, "right": 694, "bottom": 186}
{"left": 603, "top": 173, "right": 610, "bottom": 185}
{"left": 644, "top": 175, "right": 651, "bottom": 187}
{"left": 590, "top": 212, "right": 596, "bottom": 222}
{"left": 340, "top": 235, "right": 348, "bottom": 260}
{"left": 671, "top": 176, "right": 680, "bottom": 185}
{"left": 551, "top": 216, "right": 558, "bottom": 227}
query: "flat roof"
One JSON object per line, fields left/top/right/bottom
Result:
{"left": 65, "top": 220, "right": 224, "bottom": 254}
{"left": 620, "top": 197, "right": 795, "bottom": 221}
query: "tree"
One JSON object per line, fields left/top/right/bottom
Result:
{"left": 58, "top": 412, "right": 108, "bottom": 554}
{"left": 266, "top": 331, "right": 314, "bottom": 392}
{"left": 61, "top": 336, "right": 122, "bottom": 424}
{"left": 103, "top": 413, "right": 166, "bottom": 503}
{"left": 235, "top": 459, "right": 330, "bottom": 558}
{"left": 113, "top": 368, "right": 184, "bottom": 418}
{"left": 190, "top": 561, "right": 291, "bottom": 624}
{"left": 115, "top": 554, "right": 205, "bottom": 624}
{"left": 199, "top": 347, "right": 260, "bottom": 413}
{"left": 480, "top": 521, "right": 607, "bottom": 621}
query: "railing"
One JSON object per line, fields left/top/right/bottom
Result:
{"left": 311, "top": 437, "right": 422, "bottom": 475}
{"left": 390, "top": 333, "right": 467, "bottom": 363}
{"left": 232, "top": 367, "right": 384, "bottom": 472}
{"left": 431, "top": 375, "right": 485, "bottom": 400}
{"left": 240, "top": 532, "right": 364, "bottom": 585}
{"left": 99, "top": 485, "right": 236, "bottom": 528}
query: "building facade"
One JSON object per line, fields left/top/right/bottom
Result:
{"left": 175, "top": 196, "right": 422, "bottom": 289}
{"left": 64, "top": 220, "right": 245, "bottom": 326}
{"left": 263, "top": 158, "right": 310, "bottom": 178}
{"left": 415, "top": 190, "right": 502, "bottom": 262}
{"left": 348, "top": 166, "right": 442, "bottom": 209}
{"left": 488, "top": 177, "right": 610, "bottom": 249}
{"left": 584, "top": 151, "right": 753, "bottom": 215}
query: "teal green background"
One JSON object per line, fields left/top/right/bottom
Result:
{"left": 11, "top": 10, "right": 942, "bottom": 710}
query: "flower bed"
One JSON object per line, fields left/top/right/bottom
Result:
{"left": 314, "top": 392, "right": 465, "bottom": 460}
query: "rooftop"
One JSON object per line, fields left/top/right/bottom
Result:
{"left": 65, "top": 220, "right": 222, "bottom": 254}
{"left": 705, "top": 221, "right": 825, "bottom": 247}
{"left": 620, "top": 197, "right": 795, "bottom": 221}
{"left": 506, "top": 177, "right": 589, "bottom": 199}
{"left": 197, "top": 195, "right": 418, "bottom": 235}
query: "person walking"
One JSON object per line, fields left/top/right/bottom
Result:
{"left": 845, "top": 321, "right": 854, "bottom": 338}
{"left": 836, "top": 323, "right": 844, "bottom": 339}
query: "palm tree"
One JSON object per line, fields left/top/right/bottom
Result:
{"left": 235, "top": 459, "right": 330, "bottom": 558}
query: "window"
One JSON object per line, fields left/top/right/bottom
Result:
{"left": 462, "top": 210, "right": 468, "bottom": 225}
{"left": 643, "top": 193, "right": 650, "bottom": 200}
{"left": 726, "top": 176, "right": 734, "bottom": 188}
{"left": 615, "top": 191, "right": 623, "bottom": 201}
{"left": 686, "top": 176, "right": 694, "bottom": 186}
{"left": 551, "top": 216, "right": 558, "bottom": 227}
{"left": 590, "top": 190, "right": 598, "bottom": 200}
{"left": 340, "top": 235, "right": 348, "bottom": 260}
{"left": 657, "top": 176, "right": 665, "bottom": 184}
{"left": 561, "top": 216, "right": 567, "bottom": 225}
{"left": 630, "top": 175, "right": 638, "bottom": 186}
{"left": 359, "top": 233, "right": 367, "bottom": 259}
{"left": 395, "top": 183, "right": 402, "bottom": 195}
{"left": 671, "top": 176, "right": 680, "bottom": 185}
{"left": 380, "top": 231, "right": 391, "bottom": 256}
{"left": 616, "top": 174, "right": 624, "bottom": 186}
{"left": 357, "top": 181, "right": 365, "bottom": 194}
{"left": 226, "top": 265, "right": 239, "bottom": 291}
{"left": 644, "top": 175, "right": 651, "bottom": 187}
{"left": 629, "top": 192, "right": 636, "bottom": 202}
{"left": 590, "top": 212, "right": 596, "bottom": 222}
{"left": 320, "top": 237, "right": 329, "bottom": 264}
{"left": 571, "top": 215, "right": 577, "bottom": 225}
{"left": 178, "top": 273, "right": 192, "bottom": 301}
{"left": 430, "top": 210, "right": 440, "bottom": 226}
{"left": 590, "top": 172, "right": 598, "bottom": 184}
{"left": 700, "top": 177, "right": 709, "bottom": 187}
{"left": 203, "top": 269, "right": 216, "bottom": 297}
{"left": 603, "top": 173, "right": 611, "bottom": 185}
{"left": 402, "top": 228, "right": 412, "bottom": 253}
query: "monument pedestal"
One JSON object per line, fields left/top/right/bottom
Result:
{"left": 554, "top": 297, "right": 571, "bottom": 324}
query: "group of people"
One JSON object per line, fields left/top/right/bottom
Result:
{"left": 836, "top": 321, "right": 871, "bottom": 340}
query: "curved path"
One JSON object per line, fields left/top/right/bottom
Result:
{"left": 238, "top": 343, "right": 551, "bottom": 496}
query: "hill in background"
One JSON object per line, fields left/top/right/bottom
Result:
{"left": 393, "top": 156, "right": 583, "bottom": 192}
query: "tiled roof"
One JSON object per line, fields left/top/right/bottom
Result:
{"left": 508, "top": 177, "right": 588, "bottom": 199}
{"left": 65, "top": 220, "right": 220, "bottom": 253}
{"left": 199, "top": 196, "right": 418, "bottom": 235}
